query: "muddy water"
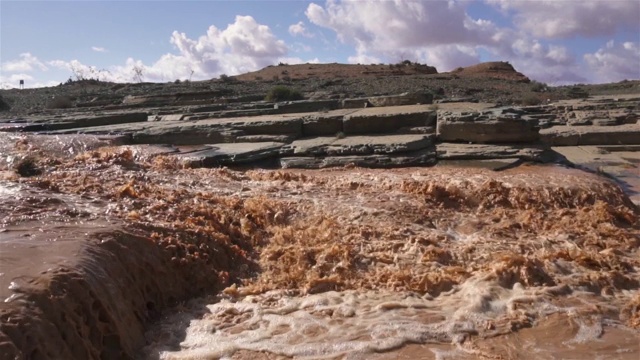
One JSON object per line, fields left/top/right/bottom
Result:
{"left": 141, "top": 164, "right": 638, "bottom": 360}
{"left": 0, "top": 179, "right": 120, "bottom": 300}
{"left": 0, "top": 135, "right": 638, "bottom": 359}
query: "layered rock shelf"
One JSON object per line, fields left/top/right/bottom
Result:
{"left": 1, "top": 93, "right": 637, "bottom": 170}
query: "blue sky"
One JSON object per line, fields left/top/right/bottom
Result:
{"left": 1, "top": 0, "right": 639, "bottom": 88}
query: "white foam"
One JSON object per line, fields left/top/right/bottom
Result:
{"left": 156, "top": 277, "right": 553, "bottom": 360}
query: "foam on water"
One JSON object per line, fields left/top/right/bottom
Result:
{"left": 154, "top": 276, "right": 570, "bottom": 360}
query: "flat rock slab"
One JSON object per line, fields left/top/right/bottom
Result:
{"left": 279, "top": 148, "right": 436, "bottom": 169}
{"left": 436, "top": 159, "right": 523, "bottom": 171}
{"left": 552, "top": 145, "right": 640, "bottom": 206}
{"left": 177, "top": 142, "right": 285, "bottom": 167}
{"left": 49, "top": 114, "right": 305, "bottom": 145}
{"left": 9, "top": 112, "right": 148, "bottom": 132}
{"left": 283, "top": 134, "right": 433, "bottom": 156}
{"left": 436, "top": 143, "right": 549, "bottom": 161}
{"left": 274, "top": 100, "right": 340, "bottom": 114}
{"left": 301, "top": 110, "right": 355, "bottom": 136}
{"left": 344, "top": 105, "right": 436, "bottom": 135}
{"left": 437, "top": 110, "right": 539, "bottom": 143}
{"left": 541, "top": 124, "right": 640, "bottom": 146}
{"left": 367, "top": 92, "right": 433, "bottom": 107}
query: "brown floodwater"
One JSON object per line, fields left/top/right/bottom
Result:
{"left": 0, "top": 134, "right": 638, "bottom": 359}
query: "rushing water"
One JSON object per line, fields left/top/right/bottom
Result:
{"left": 0, "top": 134, "right": 638, "bottom": 359}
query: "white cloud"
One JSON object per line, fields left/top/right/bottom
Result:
{"left": 486, "top": 0, "right": 640, "bottom": 39}
{"left": 44, "top": 15, "right": 292, "bottom": 83}
{"left": 306, "top": 0, "right": 489, "bottom": 54}
{"left": 289, "top": 21, "right": 314, "bottom": 38}
{"left": 417, "top": 45, "right": 479, "bottom": 71}
{"left": 305, "top": 1, "right": 503, "bottom": 72}
{"left": 1, "top": 52, "right": 48, "bottom": 72}
{"left": 165, "top": 15, "right": 288, "bottom": 79}
{"left": 347, "top": 53, "right": 382, "bottom": 65}
{"left": 0, "top": 73, "right": 58, "bottom": 89}
{"left": 584, "top": 40, "right": 640, "bottom": 83}
{"left": 304, "top": 1, "right": 591, "bottom": 83}
{"left": 91, "top": 46, "right": 108, "bottom": 52}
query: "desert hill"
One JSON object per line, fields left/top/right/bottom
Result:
{"left": 234, "top": 61, "right": 438, "bottom": 81}
{"left": 234, "top": 61, "right": 529, "bottom": 83}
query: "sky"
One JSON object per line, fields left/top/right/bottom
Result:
{"left": 1, "top": 0, "right": 639, "bottom": 89}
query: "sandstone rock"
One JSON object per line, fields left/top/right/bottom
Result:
{"left": 131, "top": 124, "right": 227, "bottom": 145}
{"left": 122, "top": 90, "right": 232, "bottom": 107}
{"left": 217, "top": 116, "right": 303, "bottom": 136}
{"left": 274, "top": 100, "right": 340, "bottom": 114}
{"left": 283, "top": 134, "right": 433, "bottom": 156}
{"left": 30, "top": 112, "right": 149, "bottom": 131}
{"left": 436, "top": 109, "right": 539, "bottom": 143}
{"left": 236, "top": 134, "right": 297, "bottom": 143}
{"left": 540, "top": 124, "right": 640, "bottom": 146}
{"left": 344, "top": 105, "right": 436, "bottom": 135}
{"left": 341, "top": 98, "right": 370, "bottom": 109}
{"left": 178, "top": 142, "right": 285, "bottom": 167}
{"left": 436, "top": 158, "right": 524, "bottom": 171}
{"left": 367, "top": 91, "right": 433, "bottom": 107}
{"left": 301, "top": 112, "right": 349, "bottom": 136}
{"left": 591, "top": 118, "right": 619, "bottom": 126}
{"left": 436, "top": 143, "right": 550, "bottom": 162}
{"left": 279, "top": 148, "right": 436, "bottom": 169}
{"left": 152, "top": 114, "right": 186, "bottom": 122}
{"left": 126, "top": 115, "right": 303, "bottom": 145}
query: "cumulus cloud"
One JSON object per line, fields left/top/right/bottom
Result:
{"left": 1, "top": 52, "right": 48, "bottom": 72}
{"left": 304, "top": 1, "right": 597, "bottom": 83}
{"left": 165, "top": 15, "right": 288, "bottom": 79}
{"left": 306, "top": 0, "right": 502, "bottom": 72}
{"left": 289, "top": 21, "right": 314, "bottom": 38}
{"left": 91, "top": 46, "right": 108, "bottom": 52}
{"left": 306, "top": 0, "right": 489, "bottom": 52}
{"left": 584, "top": 41, "right": 640, "bottom": 83}
{"left": 486, "top": 29, "right": 586, "bottom": 84}
{"left": 0, "top": 73, "right": 58, "bottom": 89}
{"left": 44, "top": 15, "right": 296, "bottom": 83}
{"left": 347, "top": 53, "right": 382, "bottom": 65}
{"left": 486, "top": 0, "right": 640, "bottom": 39}
{"left": 416, "top": 45, "right": 480, "bottom": 71}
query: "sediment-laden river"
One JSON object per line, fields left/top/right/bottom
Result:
{"left": 1, "top": 133, "right": 638, "bottom": 359}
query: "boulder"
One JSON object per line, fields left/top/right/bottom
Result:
{"left": 436, "top": 109, "right": 539, "bottom": 143}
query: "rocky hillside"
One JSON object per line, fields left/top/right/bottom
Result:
{"left": 5, "top": 61, "right": 638, "bottom": 116}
